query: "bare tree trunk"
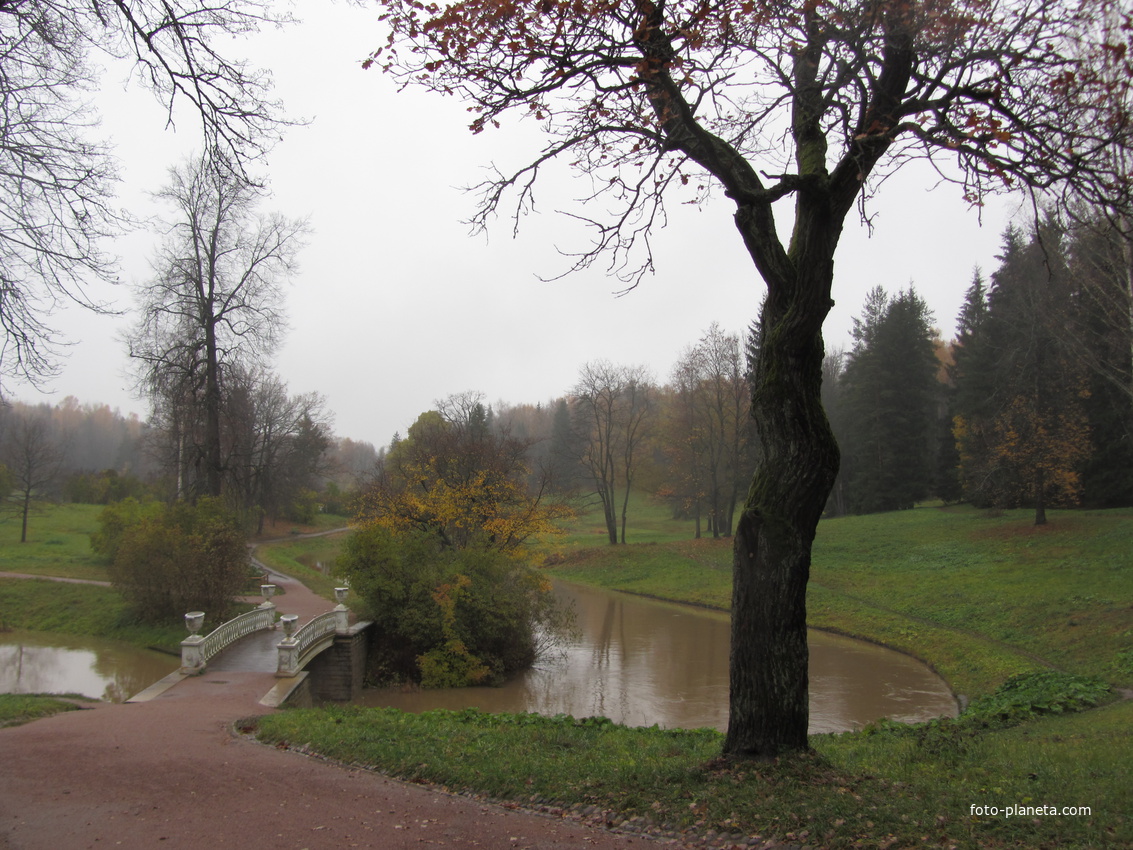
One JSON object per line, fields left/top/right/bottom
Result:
{"left": 601, "top": 481, "right": 618, "bottom": 545}
{"left": 20, "top": 498, "right": 30, "bottom": 544}
{"left": 1034, "top": 466, "right": 1048, "bottom": 526}
{"left": 204, "top": 321, "right": 224, "bottom": 499}
{"left": 725, "top": 287, "right": 839, "bottom": 757}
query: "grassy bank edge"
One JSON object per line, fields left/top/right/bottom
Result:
{"left": 0, "top": 693, "right": 92, "bottom": 727}
{"left": 0, "top": 578, "right": 187, "bottom": 651}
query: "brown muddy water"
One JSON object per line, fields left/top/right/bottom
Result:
{"left": 0, "top": 631, "right": 179, "bottom": 703}
{"left": 359, "top": 581, "right": 958, "bottom": 733}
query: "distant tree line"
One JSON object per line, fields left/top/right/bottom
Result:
{"left": 369, "top": 212, "right": 1129, "bottom": 540}
{"left": 812, "top": 211, "right": 1132, "bottom": 525}
{"left": 0, "top": 395, "right": 378, "bottom": 534}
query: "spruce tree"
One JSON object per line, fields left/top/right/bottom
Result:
{"left": 1067, "top": 218, "right": 1133, "bottom": 507}
{"left": 840, "top": 287, "right": 940, "bottom": 513}
{"left": 953, "top": 222, "right": 1091, "bottom": 523}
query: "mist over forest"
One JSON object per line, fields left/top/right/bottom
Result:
{"left": 4, "top": 205, "right": 1129, "bottom": 540}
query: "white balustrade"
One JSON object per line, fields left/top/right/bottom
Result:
{"left": 276, "top": 605, "right": 352, "bottom": 677}
{"left": 181, "top": 604, "right": 277, "bottom": 674}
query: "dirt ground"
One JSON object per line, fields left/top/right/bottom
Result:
{"left": 0, "top": 568, "right": 688, "bottom": 850}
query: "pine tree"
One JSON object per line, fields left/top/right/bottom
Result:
{"left": 1067, "top": 217, "right": 1133, "bottom": 507}
{"left": 950, "top": 268, "right": 997, "bottom": 506}
{"left": 953, "top": 222, "right": 1091, "bottom": 523}
{"left": 840, "top": 287, "right": 940, "bottom": 513}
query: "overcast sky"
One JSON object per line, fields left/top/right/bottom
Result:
{"left": 26, "top": 1, "right": 1023, "bottom": 449}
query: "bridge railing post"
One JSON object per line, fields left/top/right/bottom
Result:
{"left": 276, "top": 614, "right": 300, "bottom": 677}
{"left": 259, "top": 584, "right": 278, "bottom": 623}
{"left": 181, "top": 611, "right": 207, "bottom": 674}
{"left": 334, "top": 587, "right": 350, "bottom": 633}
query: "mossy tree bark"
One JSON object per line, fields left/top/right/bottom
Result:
{"left": 631, "top": 0, "right": 914, "bottom": 756}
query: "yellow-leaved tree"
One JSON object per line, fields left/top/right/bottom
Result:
{"left": 356, "top": 393, "right": 572, "bottom": 555}
{"left": 345, "top": 393, "right": 575, "bottom": 688}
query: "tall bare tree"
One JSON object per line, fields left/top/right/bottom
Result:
{"left": 226, "top": 368, "right": 332, "bottom": 531}
{"left": 370, "top": 0, "right": 1132, "bottom": 756}
{"left": 0, "top": 407, "right": 65, "bottom": 542}
{"left": 572, "top": 361, "right": 655, "bottom": 544}
{"left": 128, "top": 152, "right": 307, "bottom": 500}
{"left": 0, "top": 0, "right": 291, "bottom": 388}
{"left": 668, "top": 324, "right": 750, "bottom": 537}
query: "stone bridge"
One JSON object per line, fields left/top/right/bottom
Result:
{"left": 171, "top": 583, "right": 372, "bottom": 706}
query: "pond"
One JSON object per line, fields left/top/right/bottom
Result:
{"left": 358, "top": 581, "right": 958, "bottom": 733}
{"left": 0, "top": 631, "right": 179, "bottom": 703}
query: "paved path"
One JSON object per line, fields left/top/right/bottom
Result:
{"left": 0, "top": 571, "right": 111, "bottom": 587}
{"left": 1, "top": 567, "right": 681, "bottom": 850}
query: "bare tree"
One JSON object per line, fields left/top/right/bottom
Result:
{"left": 669, "top": 324, "right": 750, "bottom": 537}
{"left": 370, "top": 0, "right": 1132, "bottom": 756}
{"left": 0, "top": 0, "right": 292, "bottom": 388}
{"left": 1, "top": 407, "right": 65, "bottom": 542}
{"left": 226, "top": 368, "right": 332, "bottom": 532}
{"left": 127, "top": 152, "right": 307, "bottom": 500}
{"left": 572, "top": 361, "right": 655, "bottom": 544}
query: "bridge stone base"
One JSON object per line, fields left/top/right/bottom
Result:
{"left": 280, "top": 622, "right": 371, "bottom": 706}
{"left": 307, "top": 623, "right": 370, "bottom": 701}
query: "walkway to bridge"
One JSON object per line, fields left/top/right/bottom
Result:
{"left": 205, "top": 563, "right": 326, "bottom": 675}
{"left": 131, "top": 557, "right": 352, "bottom": 704}
{"left": 1, "top": 552, "right": 672, "bottom": 848}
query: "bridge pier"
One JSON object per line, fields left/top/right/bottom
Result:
{"left": 272, "top": 623, "right": 371, "bottom": 707}
{"left": 305, "top": 623, "right": 370, "bottom": 702}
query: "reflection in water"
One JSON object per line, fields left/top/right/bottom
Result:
{"left": 360, "top": 582, "right": 958, "bottom": 733}
{"left": 0, "top": 631, "right": 178, "bottom": 703}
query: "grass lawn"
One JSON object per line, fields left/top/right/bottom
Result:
{"left": 555, "top": 490, "right": 694, "bottom": 547}
{"left": 0, "top": 502, "right": 181, "bottom": 650}
{"left": 256, "top": 695, "right": 1131, "bottom": 849}
{"left": 0, "top": 503, "right": 110, "bottom": 582}
{"left": 254, "top": 499, "right": 1132, "bottom": 849}
{"left": 251, "top": 526, "right": 352, "bottom": 602}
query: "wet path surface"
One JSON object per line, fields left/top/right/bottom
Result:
{"left": 1, "top": 670, "right": 673, "bottom": 850}
{"left": 206, "top": 627, "right": 283, "bottom": 673}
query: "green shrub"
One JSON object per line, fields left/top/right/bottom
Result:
{"left": 64, "top": 470, "right": 155, "bottom": 505}
{"left": 965, "top": 670, "right": 1112, "bottom": 724}
{"left": 340, "top": 525, "right": 570, "bottom": 686}
{"left": 104, "top": 498, "right": 249, "bottom": 623}
{"left": 90, "top": 497, "right": 163, "bottom": 563}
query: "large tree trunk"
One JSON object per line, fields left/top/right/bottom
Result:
{"left": 725, "top": 306, "right": 839, "bottom": 756}
{"left": 724, "top": 206, "right": 841, "bottom": 758}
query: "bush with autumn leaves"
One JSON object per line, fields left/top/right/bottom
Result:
{"left": 344, "top": 394, "right": 574, "bottom": 687}
{"left": 339, "top": 524, "right": 571, "bottom": 687}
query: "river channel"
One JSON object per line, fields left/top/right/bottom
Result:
{"left": 360, "top": 581, "right": 958, "bottom": 733}
{"left": 0, "top": 631, "right": 178, "bottom": 703}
